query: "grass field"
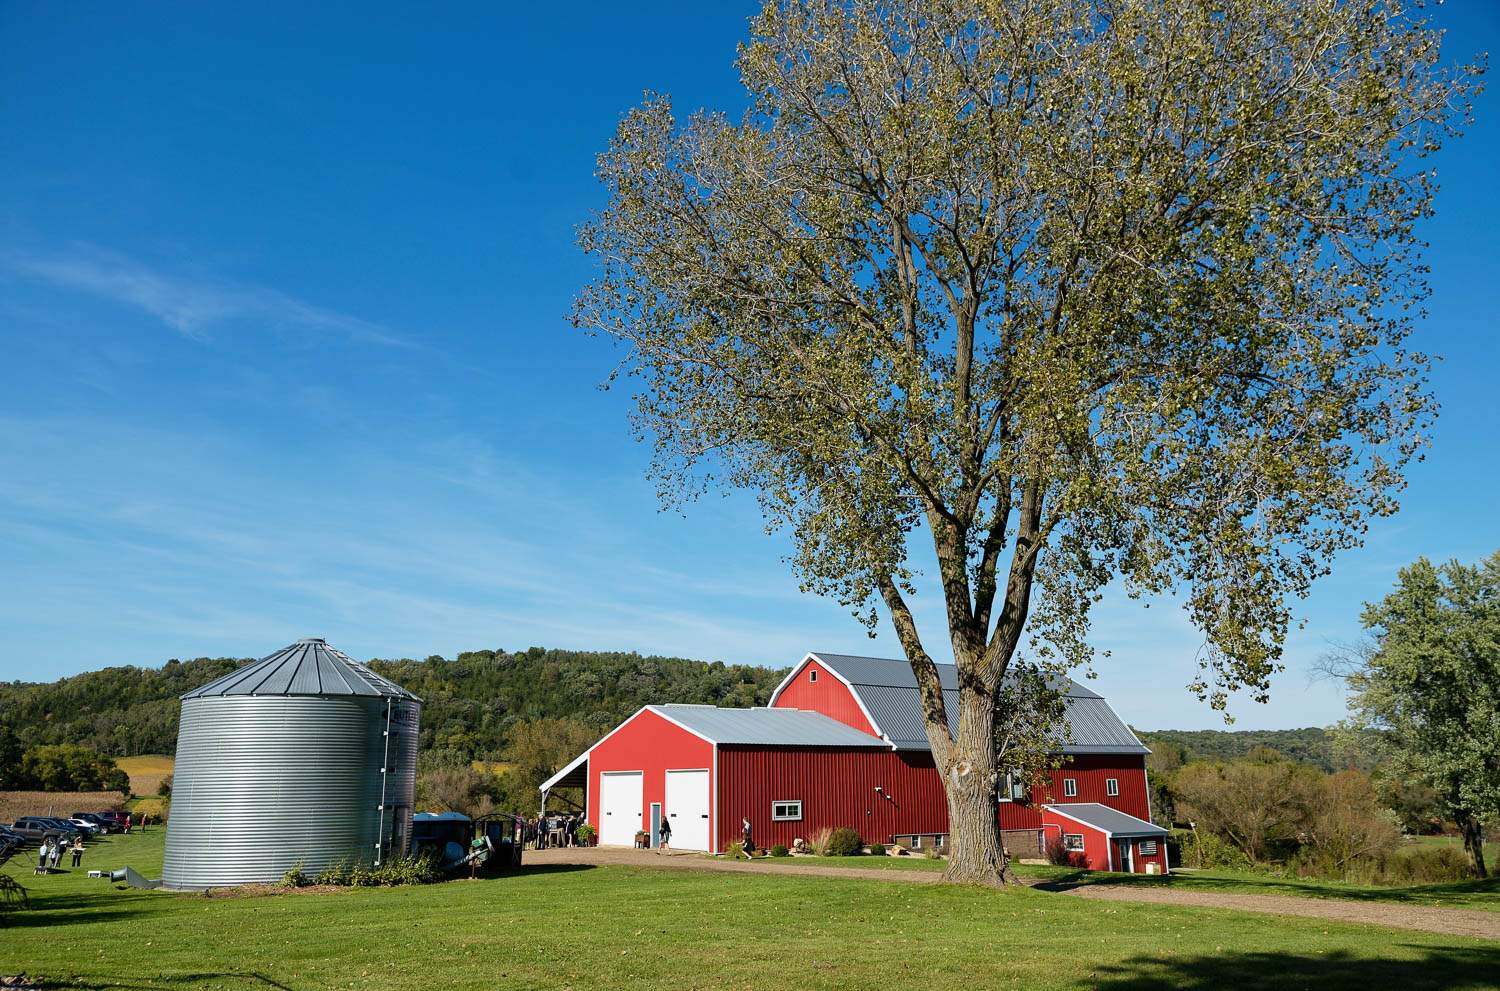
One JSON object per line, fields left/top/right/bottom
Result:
{"left": 770, "top": 852, "right": 1500, "bottom": 911}
{"left": 3, "top": 832, "right": 1497, "bottom": 990}
{"left": 114, "top": 755, "right": 174, "bottom": 797}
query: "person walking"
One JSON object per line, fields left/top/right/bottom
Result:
{"left": 740, "top": 817, "right": 755, "bottom": 860}
{"left": 70, "top": 836, "right": 84, "bottom": 868}
{"left": 657, "top": 814, "right": 672, "bottom": 855}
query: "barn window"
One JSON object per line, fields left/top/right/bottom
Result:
{"left": 1003, "top": 771, "right": 1027, "bottom": 801}
{"left": 809, "top": 669, "right": 818, "bottom": 683}
{"left": 1063, "top": 778, "right": 1078, "bottom": 798}
{"left": 1139, "top": 840, "right": 1158, "bottom": 855}
{"left": 1063, "top": 833, "right": 1085, "bottom": 851}
{"left": 1106, "top": 778, "right": 1119, "bottom": 797}
{"left": 772, "top": 800, "right": 803, "bottom": 821}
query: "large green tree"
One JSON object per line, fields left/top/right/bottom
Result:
{"left": 575, "top": 0, "right": 1476, "bottom": 883}
{"left": 1332, "top": 554, "right": 1500, "bottom": 877}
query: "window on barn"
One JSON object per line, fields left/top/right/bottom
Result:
{"left": 1001, "top": 771, "right": 1027, "bottom": 802}
{"left": 809, "top": 669, "right": 817, "bottom": 683}
{"left": 1063, "top": 833, "right": 1085, "bottom": 851}
{"left": 1106, "top": 778, "right": 1119, "bottom": 797}
{"left": 1063, "top": 778, "right": 1078, "bottom": 798}
{"left": 1139, "top": 840, "right": 1158, "bottom": 856}
{"left": 771, "top": 800, "right": 803, "bottom": 821}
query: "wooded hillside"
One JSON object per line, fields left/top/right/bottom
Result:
{"left": 0, "top": 648, "right": 785, "bottom": 759}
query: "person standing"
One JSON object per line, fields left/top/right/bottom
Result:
{"left": 37, "top": 838, "right": 50, "bottom": 872}
{"left": 70, "top": 836, "right": 84, "bottom": 868}
{"left": 48, "top": 838, "right": 63, "bottom": 869}
{"left": 657, "top": 814, "right": 672, "bottom": 855}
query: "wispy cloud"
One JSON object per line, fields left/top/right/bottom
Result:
{"left": 4, "top": 246, "right": 413, "bottom": 348}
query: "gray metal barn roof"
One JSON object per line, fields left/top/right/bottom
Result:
{"left": 650, "top": 704, "right": 889, "bottom": 747}
{"left": 181, "top": 638, "right": 421, "bottom": 702}
{"left": 803, "top": 652, "right": 1147, "bottom": 755}
{"left": 1044, "top": 803, "right": 1167, "bottom": 836}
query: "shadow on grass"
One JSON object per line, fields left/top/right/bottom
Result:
{"left": 1088, "top": 945, "right": 1500, "bottom": 991}
{"left": 40, "top": 973, "right": 296, "bottom": 990}
{"left": 513, "top": 863, "right": 597, "bottom": 877}
{"left": 1035, "top": 868, "right": 1500, "bottom": 906}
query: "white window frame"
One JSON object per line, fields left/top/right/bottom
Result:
{"left": 809, "top": 669, "right": 818, "bottom": 682}
{"left": 1139, "top": 839, "right": 1158, "bottom": 856}
{"left": 771, "top": 800, "right": 803, "bottom": 822}
{"left": 1063, "top": 778, "right": 1078, "bottom": 798}
{"left": 1063, "top": 833, "right": 1085, "bottom": 852}
{"left": 1105, "top": 778, "right": 1119, "bottom": 797}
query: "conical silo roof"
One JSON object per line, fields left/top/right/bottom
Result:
{"left": 180, "top": 638, "right": 421, "bottom": 702}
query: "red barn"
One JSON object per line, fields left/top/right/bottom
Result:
{"left": 542, "top": 652, "right": 1167, "bottom": 872}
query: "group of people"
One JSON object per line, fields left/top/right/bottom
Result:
{"left": 36, "top": 836, "right": 84, "bottom": 872}
{"left": 526, "top": 811, "right": 586, "bottom": 849}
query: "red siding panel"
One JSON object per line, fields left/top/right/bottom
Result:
{"left": 1000, "top": 755, "right": 1151, "bottom": 829}
{"left": 716, "top": 746, "right": 947, "bottom": 850}
{"left": 770, "top": 658, "right": 879, "bottom": 736}
{"left": 586, "top": 709, "right": 715, "bottom": 848}
{"left": 1040, "top": 813, "right": 1112, "bottom": 871}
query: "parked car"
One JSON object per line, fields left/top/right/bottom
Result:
{"left": 67, "top": 817, "right": 104, "bottom": 836}
{"left": 8, "top": 818, "right": 75, "bottom": 843}
{"left": 72, "top": 812, "right": 121, "bottom": 833}
{"left": 98, "top": 811, "right": 131, "bottom": 830}
{"left": 0, "top": 825, "right": 26, "bottom": 847}
{"left": 29, "top": 817, "right": 85, "bottom": 839}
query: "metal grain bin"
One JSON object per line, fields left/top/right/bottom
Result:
{"left": 162, "top": 638, "right": 421, "bottom": 889}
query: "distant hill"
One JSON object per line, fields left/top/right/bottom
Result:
{"left": 1137, "top": 726, "right": 1340, "bottom": 771}
{"left": 0, "top": 647, "right": 785, "bottom": 759}
{"left": 3, "top": 649, "right": 1349, "bottom": 769}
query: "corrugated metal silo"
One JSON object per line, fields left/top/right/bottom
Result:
{"left": 162, "top": 638, "right": 422, "bottom": 889}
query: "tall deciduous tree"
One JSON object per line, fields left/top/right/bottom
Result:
{"left": 1331, "top": 554, "right": 1500, "bottom": 878}
{"left": 574, "top": 0, "right": 1477, "bottom": 883}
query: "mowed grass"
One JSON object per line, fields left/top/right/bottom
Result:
{"left": 3, "top": 832, "right": 1498, "bottom": 991}
{"left": 771, "top": 852, "right": 1500, "bottom": 912}
{"left": 114, "top": 755, "right": 174, "bottom": 796}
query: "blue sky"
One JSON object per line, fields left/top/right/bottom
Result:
{"left": 1, "top": 3, "right": 1495, "bottom": 730}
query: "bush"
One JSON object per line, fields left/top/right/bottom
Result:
{"left": 769, "top": 844, "right": 789, "bottom": 857}
{"left": 1045, "top": 836, "right": 1073, "bottom": 866}
{"left": 279, "top": 862, "right": 308, "bottom": 888}
{"left": 866, "top": 843, "right": 887, "bottom": 857}
{"left": 373, "top": 854, "right": 437, "bottom": 886}
{"left": 157, "top": 774, "right": 173, "bottom": 798}
{"left": 725, "top": 841, "right": 745, "bottom": 859}
{"left": 313, "top": 859, "right": 349, "bottom": 886}
{"left": 576, "top": 823, "right": 596, "bottom": 846}
{"left": 807, "top": 828, "right": 833, "bottom": 856}
{"left": 1178, "top": 829, "right": 1252, "bottom": 870}
{"left": 822, "top": 826, "right": 862, "bottom": 856}
{"left": 1375, "top": 844, "right": 1472, "bottom": 885}
{"left": 348, "top": 864, "right": 379, "bottom": 887}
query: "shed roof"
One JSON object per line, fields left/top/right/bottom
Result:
{"left": 180, "top": 638, "right": 421, "bottom": 702}
{"left": 650, "top": 704, "right": 890, "bottom": 748}
{"left": 1043, "top": 803, "right": 1167, "bottom": 837}
{"left": 794, "top": 652, "right": 1146, "bottom": 755}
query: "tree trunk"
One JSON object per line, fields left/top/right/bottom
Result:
{"left": 1458, "top": 812, "right": 1489, "bottom": 879}
{"left": 939, "top": 692, "right": 1017, "bottom": 885}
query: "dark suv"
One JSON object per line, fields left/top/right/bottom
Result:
{"left": 13, "top": 817, "right": 81, "bottom": 842}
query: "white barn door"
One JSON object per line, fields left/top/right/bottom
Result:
{"left": 599, "top": 771, "right": 643, "bottom": 847}
{"left": 665, "top": 769, "right": 711, "bottom": 852}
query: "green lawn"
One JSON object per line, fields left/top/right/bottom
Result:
{"left": 3, "top": 832, "right": 1497, "bottom": 990}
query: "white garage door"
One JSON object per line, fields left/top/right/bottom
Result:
{"left": 665, "top": 769, "right": 711, "bottom": 852}
{"left": 599, "top": 771, "right": 643, "bottom": 847}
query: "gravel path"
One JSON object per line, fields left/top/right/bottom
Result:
{"left": 527, "top": 847, "right": 1500, "bottom": 940}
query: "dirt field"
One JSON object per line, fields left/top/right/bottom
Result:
{"left": 0, "top": 790, "right": 127, "bottom": 822}
{"left": 115, "top": 754, "right": 174, "bottom": 796}
{"left": 528, "top": 847, "right": 1500, "bottom": 941}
